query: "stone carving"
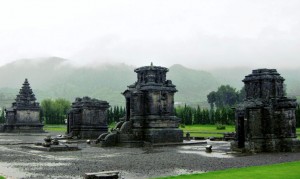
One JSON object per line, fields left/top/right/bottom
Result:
{"left": 1, "top": 79, "right": 43, "bottom": 132}
{"left": 67, "top": 96, "right": 110, "bottom": 139}
{"left": 232, "top": 69, "right": 300, "bottom": 152}
{"left": 98, "top": 63, "right": 183, "bottom": 146}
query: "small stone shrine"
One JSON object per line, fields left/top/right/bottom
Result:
{"left": 232, "top": 69, "right": 300, "bottom": 152}
{"left": 98, "top": 63, "right": 183, "bottom": 146}
{"left": 2, "top": 79, "right": 43, "bottom": 132}
{"left": 67, "top": 97, "right": 110, "bottom": 139}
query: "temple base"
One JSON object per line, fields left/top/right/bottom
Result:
{"left": 136, "top": 128, "right": 183, "bottom": 143}
{"left": 231, "top": 137, "right": 300, "bottom": 153}
{"left": 2, "top": 124, "right": 44, "bottom": 133}
{"left": 71, "top": 126, "right": 108, "bottom": 139}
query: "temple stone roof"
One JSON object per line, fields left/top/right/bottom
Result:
{"left": 12, "top": 78, "right": 40, "bottom": 110}
{"left": 71, "top": 96, "right": 110, "bottom": 109}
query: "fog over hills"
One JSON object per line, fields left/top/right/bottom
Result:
{"left": 0, "top": 58, "right": 299, "bottom": 108}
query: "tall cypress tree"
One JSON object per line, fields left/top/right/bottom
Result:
{"left": 0, "top": 108, "right": 5, "bottom": 123}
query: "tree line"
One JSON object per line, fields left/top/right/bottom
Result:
{"left": 39, "top": 98, "right": 126, "bottom": 125}
{"left": 175, "top": 105, "right": 235, "bottom": 125}
{"left": 107, "top": 106, "right": 126, "bottom": 124}
{"left": 40, "top": 98, "right": 71, "bottom": 124}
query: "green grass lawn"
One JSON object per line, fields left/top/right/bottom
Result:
{"left": 181, "top": 124, "right": 235, "bottom": 133}
{"left": 0, "top": 176, "right": 5, "bottom": 179}
{"left": 181, "top": 124, "right": 235, "bottom": 138}
{"left": 155, "top": 161, "right": 300, "bottom": 179}
{"left": 44, "top": 124, "right": 67, "bottom": 132}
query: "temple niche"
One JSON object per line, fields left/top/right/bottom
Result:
{"left": 98, "top": 63, "right": 183, "bottom": 146}
{"left": 232, "top": 69, "right": 300, "bottom": 152}
{"left": 2, "top": 79, "right": 43, "bottom": 132}
{"left": 67, "top": 97, "right": 110, "bottom": 139}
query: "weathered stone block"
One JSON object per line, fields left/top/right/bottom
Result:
{"left": 232, "top": 69, "right": 300, "bottom": 152}
{"left": 67, "top": 97, "right": 109, "bottom": 139}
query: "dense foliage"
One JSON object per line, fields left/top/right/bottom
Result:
{"left": 107, "top": 106, "right": 126, "bottom": 124}
{"left": 40, "top": 98, "right": 71, "bottom": 124}
{"left": 40, "top": 98, "right": 125, "bottom": 125}
{"left": 175, "top": 105, "right": 235, "bottom": 125}
{"left": 207, "top": 85, "right": 245, "bottom": 109}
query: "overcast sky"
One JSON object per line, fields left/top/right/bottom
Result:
{"left": 0, "top": 0, "right": 300, "bottom": 69}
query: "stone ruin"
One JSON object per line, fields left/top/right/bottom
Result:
{"left": 97, "top": 63, "right": 183, "bottom": 146}
{"left": 1, "top": 79, "right": 43, "bottom": 132}
{"left": 67, "top": 97, "right": 110, "bottom": 139}
{"left": 232, "top": 69, "right": 300, "bottom": 152}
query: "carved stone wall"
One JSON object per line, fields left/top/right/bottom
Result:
{"left": 16, "top": 110, "right": 40, "bottom": 123}
{"left": 99, "top": 64, "right": 183, "bottom": 146}
{"left": 232, "top": 69, "right": 300, "bottom": 152}
{"left": 67, "top": 97, "right": 109, "bottom": 139}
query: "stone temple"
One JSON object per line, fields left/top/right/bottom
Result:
{"left": 98, "top": 63, "right": 183, "bottom": 146}
{"left": 232, "top": 69, "right": 300, "bottom": 152}
{"left": 2, "top": 79, "right": 43, "bottom": 132}
{"left": 67, "top": 97, "right": 110, "bottom": 139}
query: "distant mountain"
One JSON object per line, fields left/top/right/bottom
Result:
{"left": 169, "top": 64, "right": 219, "bottom": 106}
{"left": 1, "top": 58, "right": 299, "bottom": 108}
{"left": 0, "top": 58, "right": 220, "bottom": 108}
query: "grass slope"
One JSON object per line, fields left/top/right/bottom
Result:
{"left": 156, "top": 161, "right": 300, "bottom": 179}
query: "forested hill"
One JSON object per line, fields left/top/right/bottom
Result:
{"left": 1, "top": 58, "right": 299, "bottom": 108}
{"left": 0, "top": 58, "right": 220, "bottom": 107}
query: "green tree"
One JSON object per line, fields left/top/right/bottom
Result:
{"left": 0, "top": 108, "right": 5, "bottom": 123}
{"left": 215, "top": 108, "right": 221, "bottom": 124}
{"left": 207, "top": 85, "right": 240, "bottom": 109}
{"left": 209, "top": 108, "right": 215, "bottom": 124}
{"left": 207, "top": 91, "right": 216, "bottom": 109}
{"left": 220, "top": 107, "right": 227, "bottom": 125}
{"left": 40, "top": 98, "right": 71, "bottom": 124}
{"left": 194, "top": 105, "right": 202, "bottom": 124}
{"left": 227, "top": 107, "right": 235, "bottom": 124}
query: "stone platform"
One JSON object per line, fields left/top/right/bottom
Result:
{"left": 21, "top": 144, "right": 80, "bottom": 152}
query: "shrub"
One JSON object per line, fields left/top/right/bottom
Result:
{"left": 216, "top": 124, "right": 226, "bottom": 130}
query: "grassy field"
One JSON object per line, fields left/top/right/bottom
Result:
{"left": 180, "top": 124, "right": 235, "bottom": 138}
{"left": 155, "top": 161, "right": 300, "bottom": 179}
{"left": 44, "top": 124, "right": 67, "bottom": 132}
{"left": 0, "top": 176, "right": 5, "bottom": 179}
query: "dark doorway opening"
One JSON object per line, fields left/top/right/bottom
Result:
{"left": 237, "top": 116, "right": 245, "bottom": 148}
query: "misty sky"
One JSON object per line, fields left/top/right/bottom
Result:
{"left": 0, "top": 0, "right": 300, "bottom": 69}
